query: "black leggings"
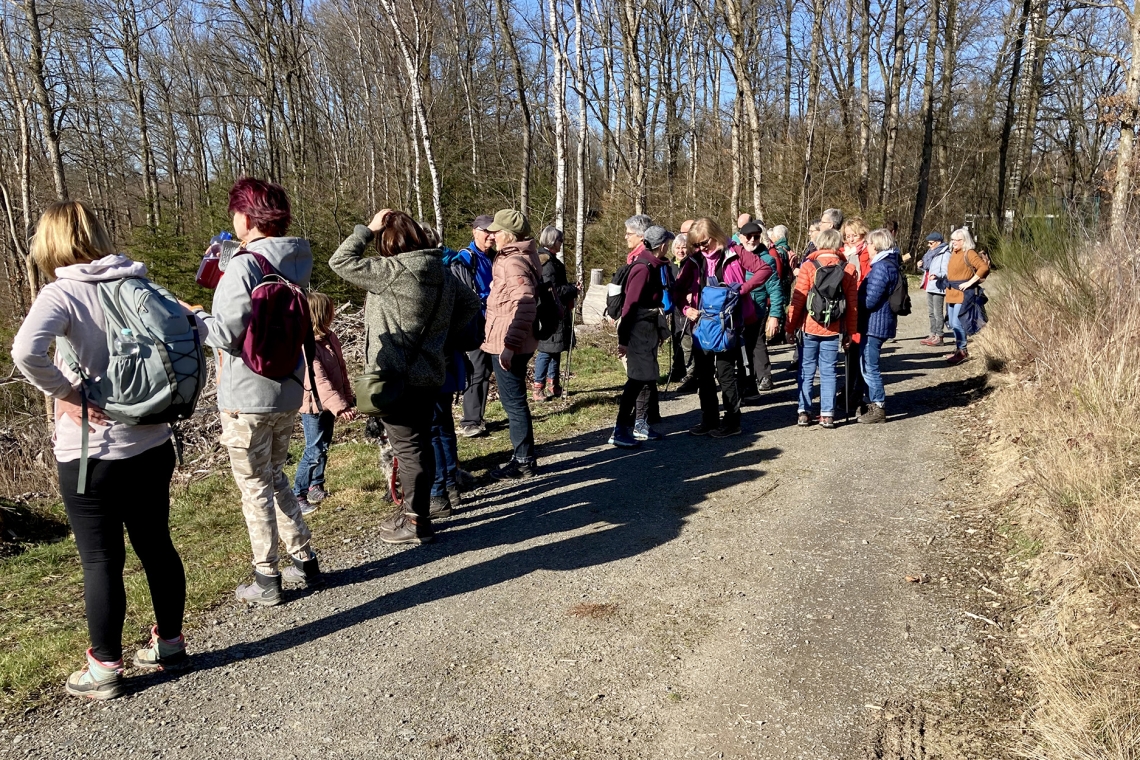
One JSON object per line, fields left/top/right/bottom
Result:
{"left": 58, "top": 441, "right": 184, "bottom": 662}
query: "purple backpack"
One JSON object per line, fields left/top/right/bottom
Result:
{"left": 238, "top": 252, "right": 318, "bottom": 393}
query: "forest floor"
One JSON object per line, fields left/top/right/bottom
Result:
{"left": 2, "top": 308, "right": 1027, "bottom": 759}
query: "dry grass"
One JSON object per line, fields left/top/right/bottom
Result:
{"left": 977, "top": 233, "right": 1140, "bottom": 759}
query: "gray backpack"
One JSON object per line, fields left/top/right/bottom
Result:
{"left": 61, "top": 277, "right": 206, "bottom": 492}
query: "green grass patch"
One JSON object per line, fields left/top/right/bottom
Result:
{"left": 0, "top": 327, "right": 637, "bottom": 709}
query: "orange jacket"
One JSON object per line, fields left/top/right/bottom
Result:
{"left": 944, "top": 249, "right": 990, "bottom": 305}
{"left": 786, "top": 249, "right": 860, "bottom": 340}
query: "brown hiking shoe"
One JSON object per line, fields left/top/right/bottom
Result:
{"left": 379, "top": 512, "right": 434, "bottom": 545}
{"left": 945, "top": 349, "right": 969, "bottom": 366}
{"left": 857, "top": 404, "right": 887, "bottom": 424}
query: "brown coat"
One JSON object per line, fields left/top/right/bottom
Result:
{"left": 301, "top": 332, "right": 354, "bottom": 415}
{"left": 944, "top": 248, "right": 990, "bottom": 305}
{"left": 481, "top": 239, "right": 541, "bottom": 355}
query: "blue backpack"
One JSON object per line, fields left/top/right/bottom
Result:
{"left": 693, "top": 276, "right": 742, "bottom": 353}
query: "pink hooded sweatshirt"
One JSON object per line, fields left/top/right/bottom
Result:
{"left": 11, "top": 255, "right": 177, "bottom": 462}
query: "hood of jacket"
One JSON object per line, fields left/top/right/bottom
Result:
{"left": 498, "top": 238, "right": 539, "bottom": 267}
{"left": 383, "top": 247, "right": 448, "bottom": 289}
{"left": 871, "top": 247, "right": 900, "bottom": 267}
{"left": 54, "top": 253, "right": 147, "bottom": 283}
{"left": 245, "top": 236, "right": 313, "bottom": 286}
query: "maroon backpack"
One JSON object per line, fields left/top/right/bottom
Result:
{"left": 237, "top": 252, "right": 320, "bottom": 401}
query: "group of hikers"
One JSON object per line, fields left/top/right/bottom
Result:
{"left": 9, "top": 179, "right": 989, "bottom": 701}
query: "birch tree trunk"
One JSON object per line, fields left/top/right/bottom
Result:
{"left": 1112, "top": 0, "right": 1140, "bottom": 240}
{"left": 548, "top": 0, "right": 568, "bottom": 231}
{"left": 377, "top": 0, "right": 443, "bottom": 231}
{"left": 1004, "top": 0, "right": 1046, "bottom": 231}
{"left": 878, "top": 0, "right": 908, "bottom": 206}
{"left": 618, "top": 0, "right": 648, "bottom": 214}
{"left": 722, "top": 0, "right": 765, "bottom": 220}
{"left": 573, "top": 0, "right": 588, "bottom": 290}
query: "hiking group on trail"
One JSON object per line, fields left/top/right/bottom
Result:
{"left": 9, "top": 178, "right": 990, "bottom": 702}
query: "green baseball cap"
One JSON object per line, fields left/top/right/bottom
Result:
{"left": 487, "top": 209, "right": 532, "bottom": 239}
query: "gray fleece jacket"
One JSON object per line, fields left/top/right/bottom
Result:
{"left": 196, "top": 236, "right": 312, "bottom": 414}
{"left": 329, "top": 225, "right": 481, "bottom": 389}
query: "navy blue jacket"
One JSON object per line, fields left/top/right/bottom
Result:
{"left": 858, "top": 248, "right": 901, "bottom": 339}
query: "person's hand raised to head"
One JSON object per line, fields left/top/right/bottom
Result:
{"left": 367, "top": 209, "right": 393, "bottom": 234}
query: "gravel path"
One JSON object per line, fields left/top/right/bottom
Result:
{"left": 6, "top": 309, "right": 1004, "bottom": 759}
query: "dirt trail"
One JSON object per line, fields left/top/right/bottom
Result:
{"left": 6, "top": 309, "right": 1009, "bottom": 759}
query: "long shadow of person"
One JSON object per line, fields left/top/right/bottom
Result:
{"left": 182, "top": 423, "right": 778, "bottom": 674}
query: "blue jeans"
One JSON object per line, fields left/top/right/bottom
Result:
{"left": 533, "top": 351, "right": 561, "bottom": 384}
{"left": 860, "top": 335, "right": 886, "bottom": 406}
{"left": 946, "top": 303, "right": 967, "bottom": 350}
{"left": 493, "top": 352, "right": 536, "bottom": 462}
{"left": 294, "top": 411, "right": 334, "bottom": 496}
{"left": 798, "top": 334, "right": 840, "bottom": 416}
{"left": 431, "top": 393, "right": 459, "bottom": 497}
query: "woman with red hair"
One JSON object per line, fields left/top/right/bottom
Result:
{"left": 190, "top": 177, "right": 322, "bottom": 605}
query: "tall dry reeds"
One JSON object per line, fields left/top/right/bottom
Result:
{"left": 978, "top": 228, "right": 1140, "bottom": 759}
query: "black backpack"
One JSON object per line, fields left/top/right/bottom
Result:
{"left": 605, "top": 261, "right": 650, "bottom": 320}
{"left": 533, "top": 278, "right": 564, "bottom": 340}
{"left": 888, "top": 269, "right": 912, "bottom": 316}
{"left": 806, "top": 261, "right": 847, "bottom": 326}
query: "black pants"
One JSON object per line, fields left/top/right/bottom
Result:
{"left": 739, "top": 321, "right": 772, "bottom": 396}
{"left": 669, "top": 314, "right": 689, "bottom": 381}
{"left": 58, "top": 441, "right": 184, "bottom": 662}
{"left": 635, "top": 383, "right": 659, "bottom": 423}
{"left": 493, "top": 352, "right": 536, "bottom": 462}
{"left": 693, "top": 343, "right": 741, "bottom": 423}
{"left": 381, "top": 385, "right": 438, "bottom": 522}
{"left": 844, "top": 342, "right": 865, "bottom": 412}
{"left": 460, "top": 349, "right": 493, "bottom": 427}
{"left": 619, "top": 380, "right": 656, "bottom": 427}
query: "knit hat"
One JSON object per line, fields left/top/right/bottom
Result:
{"left": 643, "top": 225, "right": 674, "bottom": 251}
{"left": 925, "top": 231, "right": 944, "bottom": 243}
{"left": 487, "top": 209, "right": 532, "bottom": 239}
{"left": 472, "top": 214, "right": 494, "bottom": 230}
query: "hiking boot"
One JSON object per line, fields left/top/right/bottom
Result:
{"left": 458, "top": 423, "right": 486, "bottom": 438}
{"left": 819, "top": 416, "right": 837, "bottom": 429}
{"left": 489, "top": 458, "right": 538, "bottom": 480}
{"left": 928, "top": 335, "right": 945, "bottom": 346}
{"left": 919, "top": 335, "right": 937, "bottom": 346}
{"left": 65, "top": 649, "right": 124, "bottom": 701}
{"left": 296, "top": 496, "right": 317, "bottom": 516}
{"left": 675, "top": 375, "right": 699, "bottom": 394}
{"left": 307, "top": 485, "right": 329, "bottom": 504}
{"left": 688, "top": 419, "right": 718, "bottom": 436}
{"left": 282, "top": 554, "right": 323, "bottom": 588}
{"left": 797, "top": 412, "right": 813, "bottom": 427}
{"left": 710, "top": 417, "right": 742, "bottom": 438}
{"left": 446, "top": 485, "right": 462, "bottom": 507}
{"left": 633, "top": 419, "right": 664, "bottom": 441}
{"left": 857, "top": 403, "right": 887, "bottom": 424}
{"left": 946, "top": 349, "right": 969, "bottom": 366}
{"left": 549, "top": 382, "right": 563, "bottom": 399}
{"left": 608, "top": 426, "right": 639, "bottom": 448}
{"left": 235, "top": 571, "right": 282, "bottom": 606}
{"left": 378, "top": 512, "right": 434, "bottom": 545}
{"left": 133, "top": 625, "right": 189, "bottom": 672}
{"left": 455, "top": 468, "right": 477, "bottom": 491}
{"left": 532, "top": 382, "right": 546, "bottom": 402}
{"left": 429, "top": 495, "right": 453, "bottom": 519}
{"left": 758, "top": 377, "right": 774, "bottom": 391}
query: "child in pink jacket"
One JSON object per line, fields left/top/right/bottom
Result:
{"left": 294, "top": 292, "right": 356, "bottom": 513}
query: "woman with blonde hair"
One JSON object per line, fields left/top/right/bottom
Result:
{"left": 672, "top": 217, "right": 775, "bottom": 437}
{"left": 12, "top": 201, "right": 192, "bottom": 699}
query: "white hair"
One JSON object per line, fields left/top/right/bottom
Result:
{"left": 821, "top": 208, "right": 844, "bottom": 228}
{"left": 768, "top": 225, "right": 788, "bottom": 242}
{"left": 950, "top": 227, "right": 975, "bottom": 251}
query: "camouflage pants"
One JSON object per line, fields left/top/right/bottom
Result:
{"left": 220, "top": 411, "right": 313, "bottom": 575}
